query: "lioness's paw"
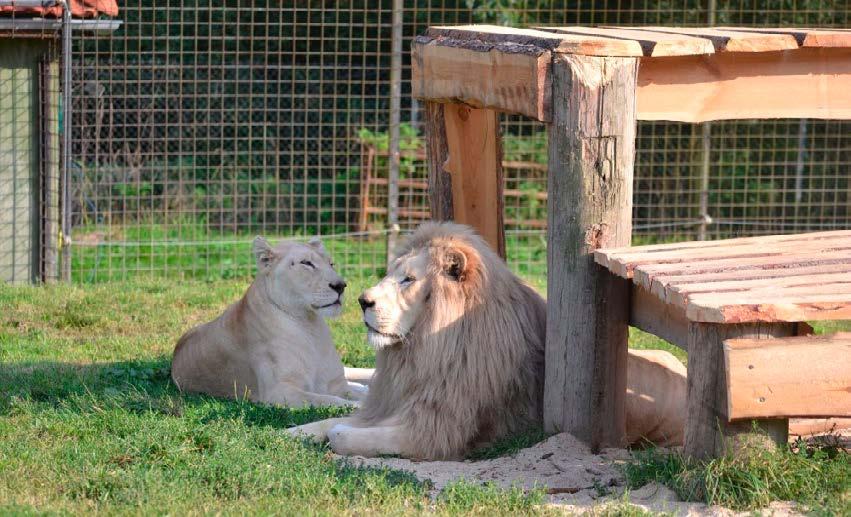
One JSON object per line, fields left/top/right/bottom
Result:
{"left": 286, "top": 422, "right": 327, "bottom": 442}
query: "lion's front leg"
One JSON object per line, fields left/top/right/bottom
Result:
{"left": 326, "top": 423, "right": 411, "bottom": 457}
{"left": 287, "top": 416, "right": 357, "bottom": 443}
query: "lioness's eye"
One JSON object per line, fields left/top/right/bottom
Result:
{"left": 300, "top": 260, "right": 315, "bottom": 268}
{"left": 401, "top": 276, "right": 415, "bottom": 285}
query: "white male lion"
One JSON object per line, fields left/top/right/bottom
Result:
{"left": 289, "top": 222, "right": 546, "bottom": 459}
{"left": 171, "top": 236, "right": 366, "bottom": 407}
{"left": 289, "top": 222, "right": 687, "bottom": 458}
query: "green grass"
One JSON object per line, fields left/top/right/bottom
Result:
{"left": 624, "top": 440, "right": 850, "bottom": 515}
{"left": 2, "top": 259, "right": 849, "bottom": 512}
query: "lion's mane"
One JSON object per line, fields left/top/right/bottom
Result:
{"left": 358, "top": 222, "right": 546, "bottom": 459}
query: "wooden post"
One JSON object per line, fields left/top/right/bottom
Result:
{"left": 685, "top": 322, "right": 796, "bottom": 459}
{"left": 423, "top": 101, "right": 506, "bottom": 258}
{"left": 544, "top": 54, "right": 638, "bottom": 451}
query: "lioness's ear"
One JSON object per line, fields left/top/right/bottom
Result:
{"left": 442, "top": 247, "right": 469, "bottom": 281}
{"left": 253, "top": 236, "right": 274, "bottom": 270}
{"left": 307, "top": 236, "right": 328, "bottom": 255}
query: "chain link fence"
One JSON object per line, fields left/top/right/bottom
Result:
{"left": 54, "top": 1, "right": 851, "bottom": 283}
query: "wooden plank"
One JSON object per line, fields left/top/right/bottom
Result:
{"left": 544, "top": 53, "right": 637, "bottom": 451}
{"left": 426, "top": 25, "right": 644, "bottom": 57}
{"left": 412, "top": 38, "right": 552, "bottom": 121}
{"left": 667, "top": 272, "right": 851, "bottom": 308}
{"left": 636, "top": 48, "right": 851, "bottom": 122}
{"left": 630, "top": 284, "right": 690, "bottom": 350}
{"left": 596, "top": 230, "right": 851, "bottom": 270}
{"left": 718, "top": 27, "right": 851, "bottom": 48}
{"left": 685, "top": 322, "right": 796, "bottom": 459}
{"left": 790, "top": 418, "right": 851, "bottom": 437}
{"left": 724, "top": 334, "right": 851, "bottom": 420}
{"left": 648, "top": 263, "right": 851, "bottom": 300}
{"left": 624, "top": 27, "right": 798, "bottom": 52}
{"left": 633, "top": 250, "right": 851, "bottom": 291}
{"left": 687, "top": 293, "right": 851, "bottom": 324}
{"left": 442, "top": 104, "right": 506, "bottom": 258}
{"left": 603, "top": 237, "right": 851, "bottom": 278}
{"left": 536, "top": 26, "right": 715, "bottom": 57}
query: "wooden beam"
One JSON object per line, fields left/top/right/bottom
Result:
{"left": 638, "top": 48, "right": 851, "bottom": 122}
{"left": 439, "top": 104, "right": 505, "bottom": 258}
{"left": 724, "top": 333, "right": 851, "bottom": 420}
{"left": 630, "top": 284, "right": 689, "bottom": 350}
{"left": 544, "top": 53, "right": 637, "bottom": 451}
{"left": 685, "top": 322, "right": 796, "bottom": 459}
{"left": 412, "top": 39, "right": 552, "bottom": 121}
{"left": 424, "top": 102, "right": 453, "bottom": 221}
{"left": 537, "top": 26, "right": 715, "bottom": 57}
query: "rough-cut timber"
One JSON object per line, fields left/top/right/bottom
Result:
{"left": 595, "top": 230, "right": 851, "bottom": 323}
{"left": 426, "top": 25, "right": 644, "bottom": 56}
{"left": 625, "top": 27, "right": 798, "bottom": 52}
{"left": 724, "top": 333, "right": 851, "bottom": 420}
{"left": 716, "top": 27, "right": 851, "bottom": 48}
{"left": 544, "top": 53, "right": 637, "bottom": 451}
{"left": 536, "top": 26, "right": 715, "bottom": 56}
{"left": 442, "top": 105, "right": 505, "bottom": 258}
{"left": 423, "top": 102, "right": 453, "bottom": 222}
{"left": 686, "top": 322, "right": 796, "bottom": 459}
{"left": 412, "top": 38, "right": 552, "bottom": 121}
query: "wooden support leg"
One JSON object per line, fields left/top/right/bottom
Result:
{"left": 423, "top": 101, "right": 505, "bottom": 258}
{"left": 544, "top": 54, "right": 638, "bottom": 451}
{"left": 685, "top": 322, "right": 796, "bottom": 459}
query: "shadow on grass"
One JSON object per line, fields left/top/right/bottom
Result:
{"left": 0, "top": 357, "right": 351, "bottom": 430}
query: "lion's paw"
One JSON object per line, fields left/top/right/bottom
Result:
{"left": 286, "top": 421, "right": 327, "bottom": 442}
{"left": 327, "top": 423, "right": 357, "bottom": 455}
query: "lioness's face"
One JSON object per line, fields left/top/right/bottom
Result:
{"left": 253, "top": 236, "right": 346, "bottom": 318}
{"left": 359, "top": 249, "right": 430, "bottom": 348}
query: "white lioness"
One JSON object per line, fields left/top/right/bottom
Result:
{"left": 171, "top": 236, "right": 366, "bottom": 407}
{"left": 288, "top": 222, "right": 686, "bottom": 458}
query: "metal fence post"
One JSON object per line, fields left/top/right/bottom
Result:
{"left": 386, "top": 0, "right": 402, "bottom": 266}
{"left": 60, "top": 0, "right": 72, "bottom": 281}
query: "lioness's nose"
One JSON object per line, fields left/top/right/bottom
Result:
{"left": 330, "top": 281, "right": 346, "bottom": 295}
{"left": 358, "top": 294, "right": 375, "bottom": 311}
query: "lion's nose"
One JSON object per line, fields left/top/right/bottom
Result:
{"left": 330, "top": 281, "right": 346, "bottom": 295}
{"left": 358, "top": 294, "right": 375, "bottom": 312}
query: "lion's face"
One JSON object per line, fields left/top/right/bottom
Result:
{"left": 359, "top": 240, "right": 475, "bottom": 349}
{"left": 253, "top": 236, "right": 346, "bottom": 318}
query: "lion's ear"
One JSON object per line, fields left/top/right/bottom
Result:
{"left": 253, "top": 236, "right": 274, "bottom": 270}
{"left": 307, "top": 236, "right": 328, "bottom": 255}
{"left": 442, "top": 247, "right": 469, "bottom": 281}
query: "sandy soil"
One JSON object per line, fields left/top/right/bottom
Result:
{"left": 343, "top": 432, "right": 804, "bottom": 515}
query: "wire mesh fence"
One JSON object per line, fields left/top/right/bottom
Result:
{"left": 28, "top": 1, "right": 851, "bottom": 283}
{"left": 0, "top": 7, "right": 63, "bottom": 284}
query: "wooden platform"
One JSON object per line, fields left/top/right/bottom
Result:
{"left": 413, "top": 25, "right": 851, "bottom": 122}
{"left": 595, "top": 230, "right": 851, "bottom": 323}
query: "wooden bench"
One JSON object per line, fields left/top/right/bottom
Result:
{"left": 414, "top": 25, "right": 851, "bottom": 457}
{"left": 596, "top": 230, "right": 851, "bottom": 457}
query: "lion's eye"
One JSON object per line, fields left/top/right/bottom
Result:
{"left": 300, "top": 260, "right": 315, "bottom": 269}
{"left": 401, "top": 276, "right": 415, "bottom": 285}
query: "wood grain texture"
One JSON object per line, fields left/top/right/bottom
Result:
{"left": 685, "top": 322, "right": 796, "bottom": 459}
{"left": 630, "top": 284, "right": 689, "bottom": 351}
{"left": 544, "top": 53, "right": 637, "bottom": 451}
{"left": 537, "top": 26, "right": 715, "bottom": 56}
{"left": 718, "top": 27, "right": 851, "bottom": 48}
{"left": 442, "top": 105, "right": 505, "bottom": 258}
{"left": 426, "top": 25, "right": 644, "bottom": 56}
{"left": 636, "top": 48, "right": 851, "bottom": 122}
{"left": 724, "top": 333, "right": 851, "bottom": 420}
{"left": 412, "top": 39, "right": 552, "bottom": 121}
{"left": 625, "top": 27, "right": 798, "bottom": 52}
{"left": 423, "top": 102, "right": 453, "bottom": 222}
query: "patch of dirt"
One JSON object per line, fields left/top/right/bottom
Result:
{"left": 342, "top": 432, "right": 805, "bottom": 516}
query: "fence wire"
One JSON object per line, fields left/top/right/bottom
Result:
{"left": 55, "top": 1, "right": 850, "bottom": 283}
{"left": 0, "top": 9, "right": 62, "bottom": 284}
